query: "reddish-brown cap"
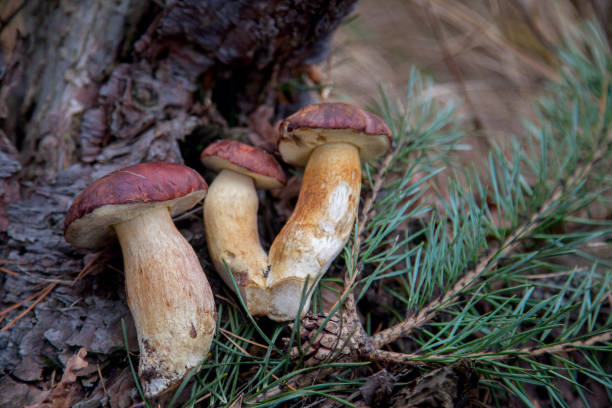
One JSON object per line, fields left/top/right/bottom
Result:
{"left": 200, "top": 140, "right": 286, "bottom": 189}
{"left": 278, "top": 102, "right": 392, "bottom": 166}
{"left": 64, "top": 162, "right": 208, "bottom": 249}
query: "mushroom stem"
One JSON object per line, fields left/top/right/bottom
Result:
{"left": 204, "top": 170, "right": 269, "bottom": 315}
{"left": 113, "top": 205, "right": 216, "bottom": 398}
{"left": 268, "top": 143, "right": 361, "bottom": 321}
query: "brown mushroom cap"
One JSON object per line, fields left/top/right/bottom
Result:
{"left": 278, "top": 102, "right": 393, "bottom": 166}
{"left": 64, "top": 162, "right": 208, "bottom": 249}
{"left": 200, "top": 140, "right": 286, "bottom": 189}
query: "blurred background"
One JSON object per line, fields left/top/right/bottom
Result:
{"left": 311, "top": 0, "right": 612, "bottom": 220}
{"left": 324, "top": 0, "right": 610, "bottom": 166}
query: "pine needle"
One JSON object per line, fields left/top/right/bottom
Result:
{"left": 1, "top": 283, "right": 56, "bottom": 331}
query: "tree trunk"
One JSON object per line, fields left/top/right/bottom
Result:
{"left": 0, "top": 1, "right": 355, "bottom": 405}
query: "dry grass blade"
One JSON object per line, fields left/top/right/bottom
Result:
{"left": 422, "top": 0, "right": 559, "bottom": 81}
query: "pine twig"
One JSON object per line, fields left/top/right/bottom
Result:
{"left": 343, "top": 130, "right": 411, "bottom": 291}
{"left": 333, "top": 131, "right": 414, "bottom": 352}
{"left": 383, "top": 330, "right": 612, "bottom": 363}
{"left": 370, "top": 126, "right": 612, "bottom": 349}
{"left": 1, "top": 283, "right": 57, "bottom": 331}
{"left": 71, "top": 250, "right": 108, "bottom": 284}
{"left": 0, "top": 286, "right": 49, "bottom": 318}
{"left": 0, "top": 266, "right": 19, "bottom": 276}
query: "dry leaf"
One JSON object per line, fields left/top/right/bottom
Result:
{"left": 25, "top": 348, "right": 89, "bottom": 408}
{"left": 247, "top": 105, "right": 279, "bottom": 152}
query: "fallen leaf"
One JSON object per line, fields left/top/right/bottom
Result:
{"left": 25, "top": 348, "right": 89, "bottom": 408}
{"left": 247, "top": 105, "right": 279, "bottom": 152}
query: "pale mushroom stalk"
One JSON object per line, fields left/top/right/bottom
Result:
{"left": 114, "top": 205, "right": 215, "bottom": 397}
{"left": 204, "top": 169, "right": 269, "bottom": 315}
{"left": 268, "top": 143, "right": 361, "bottom": 321}
{"left": 200, "top": 140, "right": 286, "bottom": 316}
{"left": 267, "top": 102, "right": 392, "bottom": 321}
{"left": 64, "top": 162, "right": 215, "bottom": 398}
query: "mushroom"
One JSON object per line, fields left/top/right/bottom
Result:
{"left": 64, "top": 162, "right": 216, "bottom": 398}
{"left": 267, "top": 103, "right": 392, "bottom": 321}
{"left": 201, "top": 140, "right": 286, "bottom": 316}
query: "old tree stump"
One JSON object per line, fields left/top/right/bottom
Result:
{"left": 0, "top": 1, "right": 356, "bottom": 405}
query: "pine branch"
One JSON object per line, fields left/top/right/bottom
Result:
{"left": 367, "top": 330, "right": 612, "bottom": 365}
{"left": 370, "top": 124, "right": 612, "bottom": 349}
{"left": 343, "top": 120, "right": 413, "bottom": 292}
{"left": 170, "top": 24, "right": 612, "bottom": 408}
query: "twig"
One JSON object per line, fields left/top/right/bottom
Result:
{"left": 97, "top": 363, "right": 108, "bottom": 399}
{"left": 517, "top": 331, "right": 612, "bottom": 358}
{"left": 1, "top": 283, "right": 57, "bottom": 331}
{"left": 379, "top": 330, "right": 612, "bottom": 364}
{"left": 72, "top": 251, "right": 107, "bottom": 284}
{"left": 171, "top": 205, "right": 203, "bottom": 223}
{"left": 219, "top": 327, "right": 268, "bottom": 350}
{"left": 194, "top": 393, "right": 212, "bottom": 404}
{"left": 0, "top": 266, "right": 19, "bottom": 276}
{"left": 220, "top": 330, "right": 252, "bottom": 357}
{"left": 0, "top": 286, "right": 48, "bottom": 317}
{"left": 365, "top": 349, "right": 429, "bottom": 366}
{"left": 370, "top": 126, "right": 612, "bottom": 349}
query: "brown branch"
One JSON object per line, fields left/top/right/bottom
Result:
{"left": 373, "top": 330, "right": 612, "bottom": 365}
{"left": 333, "top": 130, "right": 415, "bottom": 352}
{"left": 370, "top": 124, "right": 612, "bottom": 349}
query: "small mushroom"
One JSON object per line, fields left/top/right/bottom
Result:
{"left": 268, "top": 103, "right": 392, "bottom": 321}
{"left": 64, "top": 162, "right": 216, "bottom": 398}
{"left": 201, "top": 140, "right": 286, "bottom": 316}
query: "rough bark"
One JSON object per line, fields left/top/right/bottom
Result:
{"left": 0, "top": 0, "right": 356, "bottom": 405}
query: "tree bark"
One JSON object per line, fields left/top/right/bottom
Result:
{"left": 0, "top": 0, "right": 356, "bottom": 405}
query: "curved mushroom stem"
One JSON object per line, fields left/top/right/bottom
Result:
{"left": 114, "top": 206, "right": 216, "bottom": 398}
{"left": 268, "top": 143, "right": 361, "bottom": 321}
{"left": 204, "top": 170, "right": 269, "bottom": 315}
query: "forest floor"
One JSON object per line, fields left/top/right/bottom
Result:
{"left": 1, "top": 1, "right": 612, "bottom": 407}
